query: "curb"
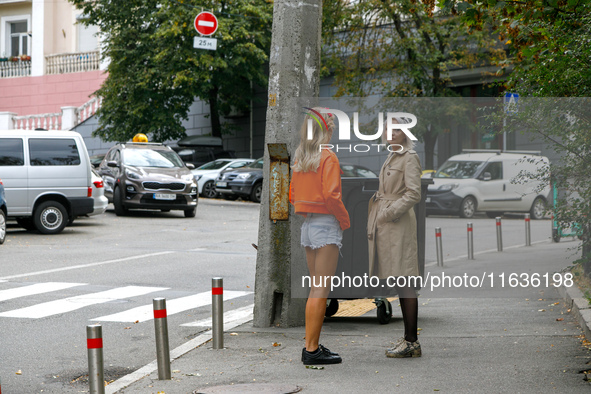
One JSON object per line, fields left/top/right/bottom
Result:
{"left": 559, "top": 284, "right": 591, "bottom": 340}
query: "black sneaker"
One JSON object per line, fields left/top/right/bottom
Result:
{"left": 302, "top": 345, "right": 342, "bottom": 365}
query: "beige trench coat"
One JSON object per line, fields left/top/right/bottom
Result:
{"left": 367, "top": 149, "right": 422, "bottom": 278}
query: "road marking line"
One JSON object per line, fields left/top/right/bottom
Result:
{"left": 181, "top": 304, "right": 253, "bottom": 327}
{"left": 424, "top": 239, "right": 549, "bottom": 267}
{"left": 0, "top": 286, "right": 168, "bottom": 319}
{"left": 105, "top": 309, "right": 254, "bottom": 394}
{"left": 0, "top": 251, "right": 174, "bottom": 281}
{"left": 0, "top": 282, "right": 86, "bottom": 302}
{"left": 92, "top": 291, "right": 252, "bottom": 323}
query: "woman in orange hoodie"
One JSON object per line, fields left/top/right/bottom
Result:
{"left": 290, "top": 108, "right": 350, "bottom": 365}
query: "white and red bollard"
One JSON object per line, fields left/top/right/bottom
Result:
{"left": 153, "top": 298, "right": 171, "bottom": 380}
{"left": 496, "top": 217, "right": 503, "bottom": 252}
{"left": 86, "top": 324, "right": 105, "bottom": 394}
{"left": 467, "top": 223, "right": 474, "bottom": 260}
{"left": 525, "top": 213, "right": 531, "bottom": 246}
{"left": 212, "top": 278, "right": 224, "bottom": 349}
{"left": 435, "top": 227, "right": 443, "bottom": 267}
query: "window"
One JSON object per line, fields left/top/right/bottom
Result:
{"left": 10, "top": 21, "right": 28, "bottom": 57}
{"left": 0, "top": 138, "right": 24, "bottom": 166}
{"left": 29, "top": 139, "right": 81, "bottom": 166}
{"left": 76, "top": 14, "right": 99, "bottom": 52}
{"left": 481, "top": 162, "right": 503, "bottom": 180}
{"left": 1, "top": 15, "right": 31, "bottom": 58}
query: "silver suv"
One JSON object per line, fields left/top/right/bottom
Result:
{"left": 98, "top": 143, "right": 198, "bottom": 217}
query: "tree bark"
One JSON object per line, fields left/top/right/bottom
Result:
{"left": 208, "top": 87, "right": 222, "bottom": 139}
{"left": 422, "top": 130, "right": 438, "bottom": 171}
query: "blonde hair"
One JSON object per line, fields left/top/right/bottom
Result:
{"left": 292, "top": 108, "right": 335, "bottom": 173}
{"left": 381, "top": 116, "right": 416, "bottom": 151}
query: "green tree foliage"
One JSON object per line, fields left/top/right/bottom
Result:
{"left": 441, "top": 1, "right": 591, "bottom": 274}
{"left": 70, "top": 0, "right": 273, "bottom": 142}
{"left": 321, "top": 0, "right": 504, "bottom": 170}
{"left": 438, "top": 0, "right": 591, "bottom": 96}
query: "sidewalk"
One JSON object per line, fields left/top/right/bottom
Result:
{"left": 114, "top": 240, "right": 591, "bottom": 393}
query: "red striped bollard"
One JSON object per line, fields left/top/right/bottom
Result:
{"left": 153, "top": 298, "right": 171, "bottom": 380}
{"left": 435, "top": 227, "right": 443, "bottom": 267}
{"left": 525, "top": 213, "right": 531, "bottom": 246}
{"left": 496, "top": 217, "right": 503, "bottom": 251}
{"left": 86, "top": 324, "right": 105, "bottom": 394}
{"left": 467, "top": 222, "right": 474, "bottom": 260}
{"left": 212, "top": 278, "right": 224, "bottom": 349}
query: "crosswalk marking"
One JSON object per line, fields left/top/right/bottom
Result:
{"left": 92, "top": 290, "right": 252, "bottom": 323}
{"left": 180, "top": 304, "right": 253, "bottom": 327}
{"left": 0, "top": 286, "right": 168, "bottom": 319}
{"left": 0, "top": 282, "right": 86, "bottom": 302}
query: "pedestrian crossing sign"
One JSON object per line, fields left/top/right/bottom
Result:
{"left": 504, "top": 92, "right": 519, "bottom": 114}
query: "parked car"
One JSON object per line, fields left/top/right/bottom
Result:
{"left": 0, "top": 130, "right": 94, "bottom": 234}
{"left": 426, "top": 150, "right": 551, "bottom": 219}
{"left": 192, "top": 158, "right": 254, "bottom": 198}
{"left": 98, "top": 142, "right": 198, "bottom": 217}
{"left": 90, "top": 154, "right": 106, "bottom": 168}
{"left": 90, "top": 168, "right": 108, "bottom": 216}
{"left": 0, "top": 178, "right": 6, "bottom": 244}
{"left": 340, "top": 163, "right": 378, "bottom": 178}
{"left": 215, "top": 157, "right": 264, "bottom": 202}
{"left": 215, "top": 159, "right": 378, "bottom": 203}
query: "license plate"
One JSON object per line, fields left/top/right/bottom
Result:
{"left": 154, "top": 193, "right": 175, "bottom": 200}
{"left": 425, "top": 197, "right": 431, "bottom": 203}
{"left": 216, "top": 182, "right": 227, "bottom": 187}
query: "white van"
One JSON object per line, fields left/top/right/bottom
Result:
{"left": 426, "top": 150, "right": 550, "bottom": 219}
{"left": 0, "top": 130, "right": 94, "bottom": 234}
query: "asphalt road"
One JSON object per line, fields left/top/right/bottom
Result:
{"left": 0, "top": 198, "right": 259, "bottom": 393}
{"left": 0, "top": 199, "right": 573, "bottom": 393}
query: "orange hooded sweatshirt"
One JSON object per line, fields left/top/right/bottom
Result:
{"left": 289, "top": 149, "right": 350, "bottom": 231}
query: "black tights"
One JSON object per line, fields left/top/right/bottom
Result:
{"left": 396, "top": 285, "right": 418, "bottom": 343}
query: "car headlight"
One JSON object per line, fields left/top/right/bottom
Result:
{"left": 193, "top": 174, "right": 202, "bottom": 181}
{"left": 236, "top": 173, "right": 252, "bottom": 180}
{"left": 182, "top": 174, "right": 195, "bottom": 182}
{"left": 125, "top": 169, "right": 141, "bottom": 180}
{"left": 438, "top": 183, "right": 459, "bottom": 191}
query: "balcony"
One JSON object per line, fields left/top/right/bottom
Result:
{"left": 0, "top": 57, "right": 31, "bottom": 78}
{"left": 46, "top": 50, "right": 100, "bottom": 75}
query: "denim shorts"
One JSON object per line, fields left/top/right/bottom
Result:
{"left": 300, "top": 213, "right": 343, "bottom": 249}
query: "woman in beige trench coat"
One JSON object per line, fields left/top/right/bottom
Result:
{"left": 367, "top": 121, "right": 422, "bottom": 358}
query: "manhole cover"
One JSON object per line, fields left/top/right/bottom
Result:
{"left": 193, "top": 383, "right": 302, "bottom": 393}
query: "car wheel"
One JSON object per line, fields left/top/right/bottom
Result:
{"left": 530, "top": 197, "right": 546, "bottom": 220}
{"left": 0, "top": 210, "right": 6, "bottom": 244}
{"left": 250, "top": 182, "right": 262, "bottom": 203}
{"left": 16, "top": 218, "right": 36, "bottom": 231}
{"left": 113, "top": 186, "right": 128, "bottom": 217}
{"left": 203, "top": 181, "right": 218, "bottom": 198}
{"left": 33, "top": 201, "right": 68, "bottom": 234}
{"left": 184, "top": 207, "right": 196, "bottom": 218}
{"left": 459, "top": 196, "right": 476, "bottom": 218}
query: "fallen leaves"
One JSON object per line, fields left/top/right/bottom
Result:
{"left": 305, "top": 365, "right": 324, "bottom": 370}
{"left": 556, "top": 318, "right": 564, "bottom": 321}
{"left": 16, "top": 369, "right": 22, "bottom": 375}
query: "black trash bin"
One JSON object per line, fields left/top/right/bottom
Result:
{"left": 326, "top": 177, "right": 432, "bottom": 322}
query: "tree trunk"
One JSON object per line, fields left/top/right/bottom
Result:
{"left": 422, "top": 130, "right": 438, "bottom": 171}
{"left": 208, "top": 87, "right": 222, "bottom": 139}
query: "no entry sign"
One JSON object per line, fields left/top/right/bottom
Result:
{"left": 194, "top": 12, "right": 218, "bottom": 36}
